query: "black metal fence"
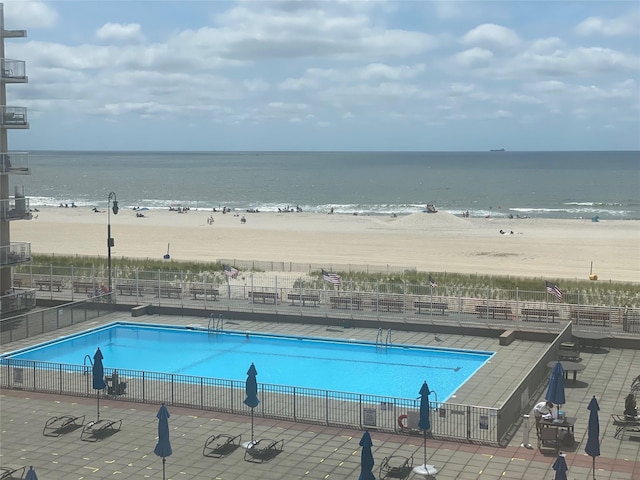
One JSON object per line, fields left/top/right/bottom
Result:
{"left": 0, "top": 357, "right": 501, "bottom": 444}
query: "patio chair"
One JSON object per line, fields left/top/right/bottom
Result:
{"left": 379, "top": 455, "right": 413, "bottom": 479}
{"left": 243, "top": 438, "right": 284, "bottom": 463}
{"left": 611, "top": 414, "right": 640, "bottom": 439}
{"left": 80, "top": 418, "right": 123, "bottom": 442}
{"left": 0, "top": 465, "right": 25, "bottom": 479}
{"left": 203, "top": 433, "right": 242, "bottom": 458}
{"left": 43, "top": 414, "right": 85, "bottom": 437}
{"left": 538, "top": 427, "right": 560, "bottom": 454}
{"left": 631, "top": 375, "right": 640, "bottom": 394}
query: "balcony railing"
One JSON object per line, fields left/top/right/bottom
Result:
{"left": 1, "top": 106, "right": 28, "bottom": 128}
{"left": 0, "top": 288, "right": 35, "bottom": 314}
{"left": 1, "top": 58, "right": 27, "bottom": 82}
{"left": 0, "top": 152, "right": 29, "bottom": 174}
{"left": 0, "top": 196, "right": 31, "bottom": 221}
{"left": 0, "top": 242, "right": 31, "bottom": 266}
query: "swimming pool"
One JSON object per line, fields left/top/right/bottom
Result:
{"left": 3, "top": 322, "right": 494, "bottom": 400}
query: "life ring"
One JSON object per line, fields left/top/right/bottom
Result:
{"left": 398, "top": 414, "right": 409, "bottom": 430}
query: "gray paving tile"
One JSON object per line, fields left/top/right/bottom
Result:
{"left": 1, "top": 312, "right": 639, "bottom": 479}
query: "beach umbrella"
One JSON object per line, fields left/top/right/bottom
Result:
{"left": 154, "top": 403, "right": 172, "bottom": 480}
{"left": 552, "top": 453, "right": 568, "bottom": 480}
{"left": 92, "top": 347, "right": 107, "bottom": 421}
{"left": 243, "top": 363, "right": 260, "bottom": 447}
{"left": 24, "top": 466, "right": 38, "bottom": 480}
{"left": 358, "top": 431, "right": 375, "bottom": 480}
{"left": 585, "top": 396, "right": 601, "bottom": 480}
{"left": 413, "top": 381, "right": 438, "bottom": 476}
{"left": 546, "top": 361, "right": 566, "bottom": 412}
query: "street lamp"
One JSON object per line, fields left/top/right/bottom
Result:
{"left": 107, "top": 191, "right": 119, "bottom": 295}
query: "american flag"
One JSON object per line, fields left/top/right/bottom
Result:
{"left": 545, "top": 281, "right": 563, "bottom": 300}
{"left": 322, "top": 269, "right": 341, "bottom": 285}
{"left": 429, "top": 275, "right": 437, "bottom": 288}
{"left": 224, "top": 265, "right": 239, "bottom": 279}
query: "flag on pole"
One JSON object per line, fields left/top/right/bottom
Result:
{"left": 322, "top": 269, "right": 341, "bottom": 285}
{"left": 546, "top": 281, "right": 563, "bottom": 300}
{"left": 224, "top": 265, "right": 239, "bottom": 279}
{"left": 429, "top": 275, "right": 437, "bottom": 288}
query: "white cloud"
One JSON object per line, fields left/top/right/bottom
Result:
{"left": 453, "top": 47, "right": 494, "bottom": 68}
{"left": 460, "top": 24, "right": 521, "bottom": 50}
{"left": 96, "top": 23, "right": 145, "bottom": 44}
{"left": 4, "top": 0, "right": 57, "bottom": 28}
{"left": 575, "top": 12, "right": 640, "bottom": 37}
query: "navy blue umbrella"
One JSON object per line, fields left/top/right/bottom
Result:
{"left": 585, "top": 396, "right": 600, "bottom": 480}
{"left": 552, "top": 454, "right": 568, "bottom": 480}
{"left": 358, "top": 431, "right": 375, "bottom": 480}
{"left": 24, "top": 466, "right": 38, "bottom": 480}
{"left": 244, "top": 363, "right": 259, "bottom": 444}
{"left": 92, "top": 347, "right": 107, "bottom": 421}
{"left": 413, "top": 381, "right": 438, "bottom": 476}
{"left": 154, "top": 403, "right": 172, "bottom": 480}
{"left": 546, "top": 361, "right": 566, "bottom": 410}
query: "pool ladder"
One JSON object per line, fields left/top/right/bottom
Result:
{"left": 83, "top": 354, "right": 93, "bottom": 375}
{"left": 376, "top": 328, "right": 391, "bottom": 348}
{"left": 208, "top": 313, "right": 224, "bottom": 333}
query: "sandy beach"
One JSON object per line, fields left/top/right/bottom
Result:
{"left": 10, "top": 207, "right": 640, "bottom": 282}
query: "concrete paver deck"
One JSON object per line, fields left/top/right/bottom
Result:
{"left": 1, "top": 312, "right": 638, "bottom": 479}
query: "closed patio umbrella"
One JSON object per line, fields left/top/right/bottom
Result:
{"left": 92, "top": 348, "right": 107, "bottom": 421}
{"left": 413, "top": 381, "right": 438, "bottom": 476}
{"left": 585, "top": 396, "right": 600, "bottom": 480}
{"left": 24, "top": 466, "right": 38, "bottom": 480}
{"left": 358, "top": 431, "right": 375, "bottom": 480}
{"left": 546, "top": 361, "right": 566, "bottom": 412}
{"left": 154, "top": 403, "right": 172, "bottom": 480}
{"left": 243, "top": 363, "right": 259, "bottom": 447}
{"left": 552, "top": 453, "right": 568, "bottom": 480}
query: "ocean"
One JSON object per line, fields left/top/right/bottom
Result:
{"left": 14, "top": 150, "right": 640, "bottom": 220}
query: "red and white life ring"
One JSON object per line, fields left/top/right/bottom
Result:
{"left": 397, "top": 414, "right": 409, "bottom": 430}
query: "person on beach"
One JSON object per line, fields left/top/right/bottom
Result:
{"left": 533, "top": 401, "right": 554, "bottom": 435}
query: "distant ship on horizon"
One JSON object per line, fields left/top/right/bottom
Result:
{"left": 490, "top": 148, "right": 505, "bottom": 152}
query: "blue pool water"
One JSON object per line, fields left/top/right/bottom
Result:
{"left": 3, "top": 323, "right": 494, "bottom": 400}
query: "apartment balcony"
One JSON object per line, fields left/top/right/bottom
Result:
{"left": 1, "top": 58, "right": 27, "bottom": 83}
{"left": 0, "top": 242, "right": 31, "bottom": 267}
{"left": 0, "top": 195, "right": 32, "bottom": 221}
{"left": 1, "top": 106, "right": 28, "bottom": 129}
{"left": 0, "top": 152, "right": 29, "bottom": 174}
{"left": 1, "top": 28, "right": 27, "bottom": 39}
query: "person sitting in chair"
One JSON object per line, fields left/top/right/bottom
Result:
{"left": 624, "top": 393, "right": 638, "bottom": 418}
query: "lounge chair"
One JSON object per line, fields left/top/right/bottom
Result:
{"left": 0, "top": 465, "right": 25, "bottom": 479}
{"left": 203, "top": 433, "right": 242, "bottom": 458}
{"left": 379, "top": 455, "right": 413, "bottom": 479}
{"left": 243, "top": 438, "right": 284, "bottom": 463}
{"left": 43, "top": 414, "right": 85, "bottom": 437}
{"left": 80, "top": 418, "right": 123, "bottom": 442}
{"left": 611, "top": 414, "right": 640, "bottom": 439}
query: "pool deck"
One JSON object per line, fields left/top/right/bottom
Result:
{"left": 1, "top": 312, "right": 639, "bottom": 479}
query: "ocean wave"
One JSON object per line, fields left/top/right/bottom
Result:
{"left": 25, "top": 196, "right": 638, "bottom": 220}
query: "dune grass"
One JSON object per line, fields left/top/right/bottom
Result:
{"left": 25, "top": 254, "right": 640, "bottom": 307}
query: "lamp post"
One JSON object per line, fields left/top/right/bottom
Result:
{"left": 107, "top": 191, "right": 119, "bottom": 295}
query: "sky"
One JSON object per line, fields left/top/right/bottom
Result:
{"left": 3, "top": 0, "right": 640, "bottom": 151}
